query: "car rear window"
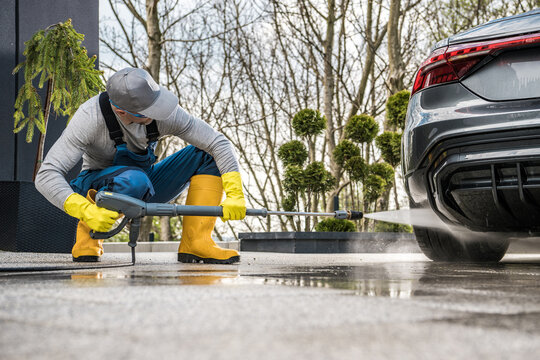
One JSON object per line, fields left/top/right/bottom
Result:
{"left": 461, "top": 47, "right": 540, "bottom": 101}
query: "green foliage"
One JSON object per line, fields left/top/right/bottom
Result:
{"left": 363, "top": 174, "right": 387, "bottom": 203}
{"left": 333, "top": 139, "right": 360, "bottom": 167}
{"left": 13, "top": 19, "right": 105, "bottom": 142}
{"left": 375, "top": 131, "right": 402, "bottom": 167}
{"left": 278, "top": 140, "right": 308, "bottom": 167}
{"left": 374, "top": 221, "right": 413, "bottom": 233}
{"left": 283, "top": 165, "right": 306, "bottom": 193}
{"left": 281, "top": 194, "right": 296, "bottom": 211}
{"left": 345, "top": 114, "right": 379, "bottom": 144}
{"left": 385, "top": 90, "right": 410, "bottom": 131}
{"left": 280, "top": 108, "right": 334, "bottom": 231}
{"left": 369, "top": 162, "right": 395, "bottom": 187}
{"left": 315, "top": 218, "right": 356, "bottom": 232}
{"left": 344, "top": 155, "right": 367, "bottom": 182}
{"left": 292, "top": 108, "right": 326, "bottom": 137}
{"left": 304, "top": 161, "right": 336, "bottom": 193}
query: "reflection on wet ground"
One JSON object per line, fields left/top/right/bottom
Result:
{"left": 4, "top": 256, "right": 539, "bottom": 300}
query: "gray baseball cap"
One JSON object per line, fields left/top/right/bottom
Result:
{"left": 106, "top": 67, "right": 178, "bottom": 120}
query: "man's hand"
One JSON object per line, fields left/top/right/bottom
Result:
{"left": 220, "top": 171, "right": 246, "bottom": 221}
{"left": 64, "top": 192, "right": 119, "bottom": 232}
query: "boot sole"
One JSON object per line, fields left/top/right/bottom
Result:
{"left": 178, "top": 253, "right": 240, "bottom": 264}
{"left": 73, "top": 256, "right": 101, "bottom": 263}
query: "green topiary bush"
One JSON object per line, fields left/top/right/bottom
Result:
{"left": 369, "top": 162, "right": 395, "bottom": 187}
{"left": 374, "top": 221, "right": 413, "bottom": 233}
{"left": 375, "top": 131, "right": 402, "bottom": 167}
{"left": 282, "top": 165, "right": 306, "bottom": 193}
{"left": 315, "top": 218, "right": 356, "bottom": 232}
{"left": 363, "top": 174, "right": 387, "bottom": 203}
{"left": 281, "top": 194, "right": 297, "bottom": 212}
{"left": 333, "top": 139, "right": 361, "bottom": 167}
{"left": 386, "top": 90, "right": 410, "bottom": 130}
{"left": 345, "top": 114, "right": 379, "bottom": 144}
{"left": 292, "top": 109, "right": 326, "bottom": 137}
{"left": 304, "top": 161, "right": 336, "bottom": 193}
{"left": 278, "top": 140, "right": 308, "bottom": 167}
{"left": 344, "top": 155, "right": 367, "bottom": 182}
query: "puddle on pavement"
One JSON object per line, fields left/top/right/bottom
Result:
{"left": 0, "top": 265, "right": 425, "bottom": 298}
{"left": 64, "top": 267, "right": 424, "bottom": 297}
{"left": 3, "top": 261, "right": 534, "bottom": 298}
{"left": 61, "top": 264, "right": 437, "bottom": 298}
{"left": 259, "top": 276, "right": 418, "bottom": 298}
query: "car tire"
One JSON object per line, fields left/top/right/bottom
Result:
{"left": 413, "top": 227, "right": 509, "bottom": 262}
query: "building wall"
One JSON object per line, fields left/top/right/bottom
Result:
{"left": 0, "top": 0, "right": 99, "bottom": 181}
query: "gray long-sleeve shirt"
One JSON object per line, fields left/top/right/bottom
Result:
{"left": 35, "top": 95, "right": 239, "bottom": 210}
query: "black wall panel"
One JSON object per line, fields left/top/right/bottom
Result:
{"left": 0, "top": 0, "right": 17, "bottom": 181}
{"left": 0, "top": 0, "right": 99, "bottom": 181}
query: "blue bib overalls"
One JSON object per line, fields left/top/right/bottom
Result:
{"left": 69, "top": 92, "right": 220, "bottom": 203}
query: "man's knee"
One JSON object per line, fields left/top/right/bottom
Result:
{"left": 107, "top": 169, "right": 155, "bottom": 200}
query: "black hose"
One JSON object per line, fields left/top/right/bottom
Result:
{"left": 0, "top": 246, "right": 137, "bottom": 274}
{"left": 0, "top": 261, "right": 135, "bottom": 274}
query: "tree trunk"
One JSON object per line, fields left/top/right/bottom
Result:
{"left": 393, "top": 174, "right": 400, "bottom": 211}
{"left": 386, "top": 0, "right": 404, "bottom": 103}
{"left": 33, "top": 78, "right": 54, "bottom": 181}
{"left": 146, "top": 0, "right": 162, "bottom": 80}
{"left": 138, "top": 0, "right": 164, "bottom": 243}
{"left": 323, "top": 0, "right": 338, "bottom": 213}
{"left": 159, "top": 215, "right": 172, "bottom": 241}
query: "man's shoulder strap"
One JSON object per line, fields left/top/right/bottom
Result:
{"left": 99, "top": 92, "right": 161, "bottom": 145}
{"left": 99, "top": 92, "right": 125, "bottom": 146}
{"left": 146, "top": 121, "right": 159, "bottom": 144}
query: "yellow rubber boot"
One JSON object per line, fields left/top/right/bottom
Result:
{"left": 178, "top": 175, "right": 240, "bottom": 264}
{"left": 72, "top": 189, "right": 104, "bottom": 262}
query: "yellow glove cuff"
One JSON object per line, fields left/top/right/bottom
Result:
{"left": 220, "top": 171, "right": 246, "bottom": 221}
{"left": 221, "top": 171, "right": 244, "bottom": 197}
{"left": 63, "top": 193, "right": 89, "bottom": 220}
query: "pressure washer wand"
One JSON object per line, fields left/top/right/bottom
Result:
{"left": 90, "top": 191, "right": 363, "bottom": 263}
{"left": 93, "top": 191, "right": 363, "bottom": 221}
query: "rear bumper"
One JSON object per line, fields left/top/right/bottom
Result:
{"left": 427, "top": 133, "right": 540, "bottom": 231}
{"left": 403, "top": 84, "right": 540, "bottom": 231}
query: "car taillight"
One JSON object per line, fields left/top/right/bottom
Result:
{"left": 411, "top": 32, "right": 540, "bottom": 96}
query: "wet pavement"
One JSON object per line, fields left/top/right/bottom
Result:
{"left": 0, "top": 251, "right": 539, "bottom": 359}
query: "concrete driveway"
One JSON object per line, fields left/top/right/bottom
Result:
{"left": 0, "top": 251, "right": 539, "bottom": 359}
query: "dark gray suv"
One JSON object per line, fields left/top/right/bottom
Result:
{"left": 403, "top": 9, "right": 540, "bottom": 262}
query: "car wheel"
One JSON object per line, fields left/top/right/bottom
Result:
{"left": 413, "top": 227, "right": 509, "bottom": 262}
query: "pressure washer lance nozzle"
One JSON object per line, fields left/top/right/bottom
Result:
{"left": 334, "top": 210, "right": 364, "bottom": 220}
{"left": 264, "top": 209, "right": 363, "bottom": 220}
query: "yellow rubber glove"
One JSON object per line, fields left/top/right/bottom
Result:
{"left": 220, "top": 171, "right": 246, "bottom": 221}
{"left": 64, "top": 193, "right": 120, "bottom": 232}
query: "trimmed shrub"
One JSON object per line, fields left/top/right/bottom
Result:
{"left": 374, "top": 221, "right": 413, "bottom": 233}
{"left": 344, "top": 155, "right": 367, "bottom": 182}
{"left": 304, "top": 161, "right": 336, "bottom": 193}
{"left": 333, "top": 139, "right": 361, "bottom": 167}
{"left": 292, "top": 109, "right": 326, "bottom": 137}
{"left": 375, "top": 131, "right": 402, "bottom": 167}
{"left": 283, "top": 165, "right": 306, "bottom": 193}
{"left": 281, "top": 194, "right": 296, "bottom": 212}
{"left": 278, "top": 140, "right": 308, "bottom": 167}
{"left": 315, "top": 218, "right": 356, "bottom": 232}
{"left": 369, "top": 162, "right": 395, "bottom": 187}
{"left": 363, "top": 174, "right": 387, "bottom": 203}
{"left": 345, "top": 114, "right": 379, "bottom": 144}
{"left": 386, "top": 90, "right": 410, "bottom": 130}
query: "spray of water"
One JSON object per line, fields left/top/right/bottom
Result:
{"left": 364, "top": 208, "right": 450, "bottom": 230}
{"left": 364, "top": 208, "right": 537, "bottom": 248}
